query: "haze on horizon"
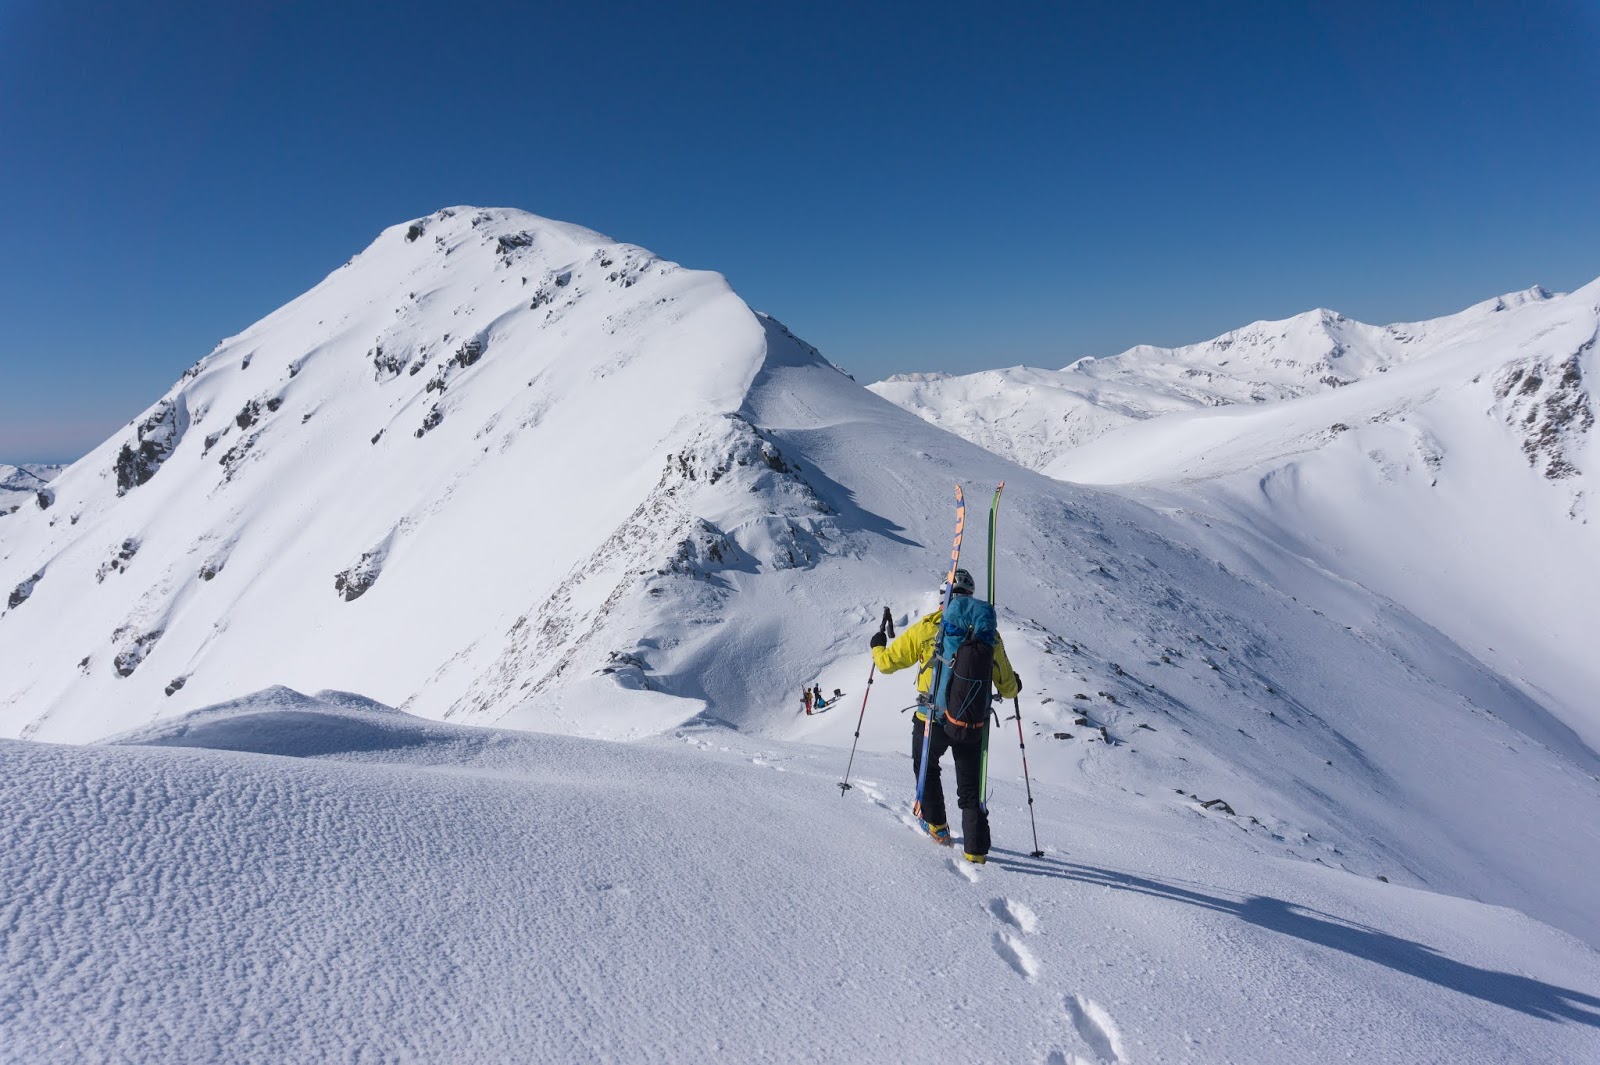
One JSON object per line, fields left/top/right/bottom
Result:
{"left": 2, "top": 0, "right": 1597, "bottom": 463}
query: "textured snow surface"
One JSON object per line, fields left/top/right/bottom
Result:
{"left": 4, "top": 690, "right": 1598, "bottom": 1064}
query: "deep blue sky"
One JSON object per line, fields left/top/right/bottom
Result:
{"left": 3, "top": 1, "right": 1598, "bottom": 462}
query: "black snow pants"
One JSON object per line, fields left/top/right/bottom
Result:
{"left": 911, "top": 716, "right": 990, "bottom": 857}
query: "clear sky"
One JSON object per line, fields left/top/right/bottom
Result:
{"left": 3, "top": 0, "right": 1598, "bottom": 462}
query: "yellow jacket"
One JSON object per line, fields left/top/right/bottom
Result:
{"left": 872, "top": 605, "right": 1020, "bottom": 718}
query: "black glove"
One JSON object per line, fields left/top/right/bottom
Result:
{"left": 1012, "top": 673, "right": 1023, "bottom": 695}
{"left": 870, "top": 631, "right": 887, "bottom": 649}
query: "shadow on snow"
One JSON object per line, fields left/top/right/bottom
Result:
{"left": 989, "top": 848, "right": 1600, "bottom": 1027}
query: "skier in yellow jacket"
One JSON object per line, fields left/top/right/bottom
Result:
{"left": 870, "top": 568, "right": 1020, "bottom": 862}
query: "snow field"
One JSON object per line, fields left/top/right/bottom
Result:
{"left": 5, "top": 692, "right": 1599, "bottom": 1063}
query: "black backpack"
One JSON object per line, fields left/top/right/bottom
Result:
{"left": 931, "top": 594, "right": 997, "bottom": 744}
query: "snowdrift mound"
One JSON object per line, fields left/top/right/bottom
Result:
{"left": 4, "top": 689, "right": 1598, "bottom": 1064}
{"left": 105, "top": 684, "right": 467, "bottom": 760}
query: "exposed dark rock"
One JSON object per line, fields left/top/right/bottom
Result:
{"left": 95, "top": 538, "right": 141, "bottom": 583}
{"left": 234, "top": 399, "right": 263, "bottom": 430}
{"left": 8, "top": 570, "right": 44, "bottom": 609}
{"left": 77, "top": 656, "right": 91, "bottom": 675}
{"left": 218, "top": 431, "right": 262, "bottom": 481}
{"left": 35, "top": 489, "right": 54, "bottom": 510}
{"left": 1200, "top": 798, "right": 1236, "bottom": 815}
{"left": 414, "top": 405, "right": 444, "bottom": 437}
{"left": 164, "top": 675, "right": 188, "bottom": 696}
{"left": 334, "top": 549, "right": 385, "bottom": 601}
{"left": 112, "top": 628, "right": 163, "bottom": 677}
{"left": 599, "top": 650, "right": 649, "bottom": 675}
{"left": 405, "top": 222, "right": 425, "bottom": 242}
{"left": 1495, "top": 347, "right": 1594, "bottom": 479}
{"left": 453, "top": 337, "right": 485, "bottom": 368}
{"left": 372, "top": 343, "right": 410, "bottom": 380}
{"left": 114, "top": 399, "right": 184, "bottom": 495}
{"left": 760, "top": 444, "right": 792, "bottom": 473}
{"left": 663, "top": 519, "right": 739, "bottom": 577}
{"left": 1052, "top": 732, "right": 1073, "bottom": 740}
{"left": 495, "top": 231, "right": 535, "bottom": 262}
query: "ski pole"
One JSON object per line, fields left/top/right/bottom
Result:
{"left": 839, "top": 607, "right": 894, "bottom": 795}
{"left": 1011, "top": 696, "right": 1044, "bottom": 857}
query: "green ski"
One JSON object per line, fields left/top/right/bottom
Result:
{"left": 979, "top": 482, "right": 1004, "bottom": 810}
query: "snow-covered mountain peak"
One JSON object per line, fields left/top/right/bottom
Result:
{"left": 0, "top": 205, "right": 835, "bottom": 740}
{"left": 1464, "top": 282, "right": 1554, "bottom": 316}
{"left": 878, "top": 370, "right": 954, "bottom": 384}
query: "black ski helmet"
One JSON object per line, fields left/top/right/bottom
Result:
{"left": 943, "top": 568, "right": 976, "bottom": 596}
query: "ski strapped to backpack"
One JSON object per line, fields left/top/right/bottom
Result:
{"left": 926, "top": 483, "right": 1003, "bottom": 748}
{"left": 978, "top": 482, "right": 1004, "bottom": 807}
{"left": 914, "top": 485, "right": 965, "bottom": 819}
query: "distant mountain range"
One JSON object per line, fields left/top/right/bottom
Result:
{"left": 873, "top": 280, "right": 1598, "bottom": 746}
{"left": 0, "top": 463, "right": 66, "bottom": 512}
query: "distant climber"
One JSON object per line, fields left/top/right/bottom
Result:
{"left": 870, "top": 567, "right": 1019, "bottom": 863}
{"left": 803, "top": 685, "right": 845, "bottom": 714}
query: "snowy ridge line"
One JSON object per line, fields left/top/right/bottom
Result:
{"left": 870, "top": 279, "right": 1591, "bottom": 475}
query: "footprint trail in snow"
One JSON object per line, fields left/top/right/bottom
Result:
{"left": 991, "top": 929, "right": 1040, "bottom": 981}
{"left": 1064, "top": 994, "right": 1127, "bottom": 1064}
